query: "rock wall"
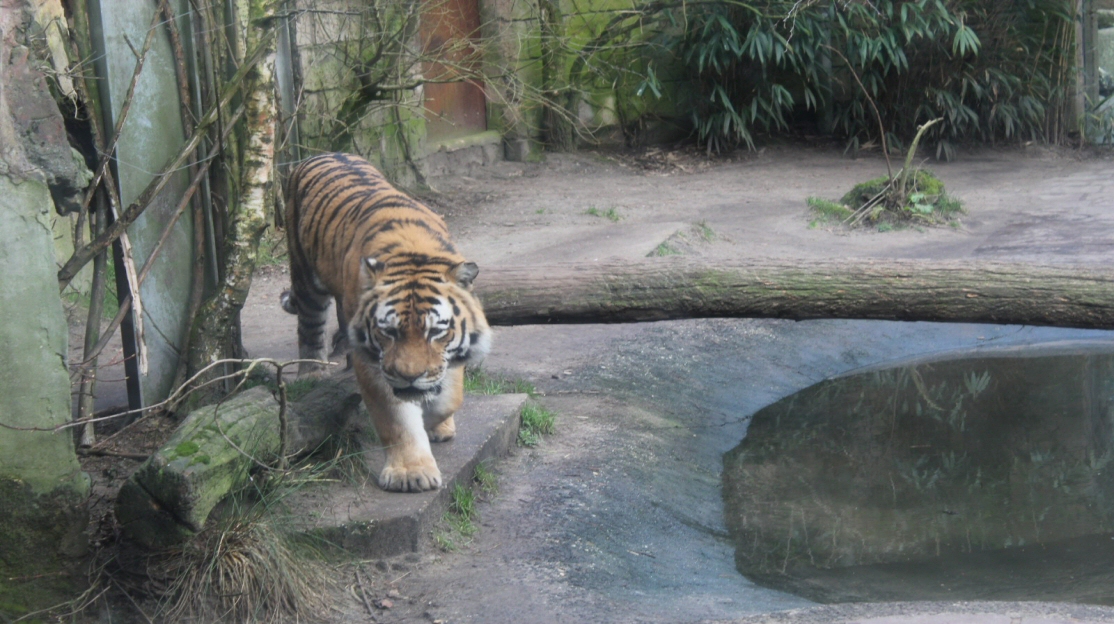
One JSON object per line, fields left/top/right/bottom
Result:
{"left": 0, "top": 0, "right": 91, "bottom": 616}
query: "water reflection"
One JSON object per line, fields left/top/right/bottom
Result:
{"left": 724, "top": 351, "right": 1114, "bottom": 604}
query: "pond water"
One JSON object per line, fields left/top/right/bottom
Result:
{"left": 725, "top": 348, "right": 1114, "bottom": 605}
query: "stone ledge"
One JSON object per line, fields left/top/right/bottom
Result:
{"left": 287, "top": 393, "right": 527, "bottom": 558}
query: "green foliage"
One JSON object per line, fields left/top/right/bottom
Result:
{"left": 464, "top": 368, "right": 536, "bottom": 397}
{"left": 175, "top": 441, "right": 200, "bottom": 457}
{"left": 831, "top": 168, "right": 963, "bottom": 228}
{"left": 585, "top": 206, "right": 622, "bottom": 222}
{"left": 694, "top": 220, "right": 716, "bottom": 241}
{"left": 671, "top": 0, "right": 1077, "bottom": 155}
{"left": 1082, "top": 93, "right": 1114, "bottom": 145}
{"left": 435, "top": 483, "right": 479, "bottom": 551}
{"left": 651, "top": 241, "right": 681, "bottom": 256}
{"left": 449, "top": 482, "right": 477, "bottom": 519}
{"left": 474, "top": 461, "right": 498, "bottom": 495}
{"left": 518, "top": 402, "right": 556, "bottom": 447}
{"left": 807, "top": 196, "right": 853, "bottom": 219}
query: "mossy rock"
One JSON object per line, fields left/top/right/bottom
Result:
{"left": 828, "top": 169, "right": 962, "bottom": 228}
{"left": 840, "top": 170, "right": 946, "bottom": 208}
{"left": 839, "top": 175, "right": 891, "bottom": 208}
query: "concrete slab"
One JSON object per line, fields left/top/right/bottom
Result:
{"left": 718, "top": 601, "right": 1114, "bottom": 624}
{"left": 285, "top": 393, "right": 527, "bottom": 558}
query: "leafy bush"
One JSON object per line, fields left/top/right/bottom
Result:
{"left": 671, "top": 0, "right": 1077, "bottom": 156}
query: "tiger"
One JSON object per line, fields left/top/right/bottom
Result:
{"left": 280, "top": 152, "right": 492, "bottom": 492}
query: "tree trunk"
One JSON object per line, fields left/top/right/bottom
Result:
{"left": 474, "top": 258, "right": 1114, "bottom": 330}
{"left": 538, "top": 0, "right": 574, "bottom": 151}
{"left": 185, "top": 0, "right": 278, "bottom": 402}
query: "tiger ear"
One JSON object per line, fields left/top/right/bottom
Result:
{"left": 360, "top": 257, "right": 382, "bottom": 287}
{"left": 450, "top": 261, "right": 479, "bottom": 289}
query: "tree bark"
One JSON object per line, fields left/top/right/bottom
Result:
{"left": 185, "top": 0, "right": 278, "bottom": 402}
{"left": 474, "top": 258, "right": 1114, "bottom": 330}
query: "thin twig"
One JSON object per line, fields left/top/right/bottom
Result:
{"left": 79, "top": 10, "right": 162, "bottom": 215}
{"left": 111, "top": 576, "right": 154, "bottom": 624}
{"left": 58, "top": 32, "right": 276, "bottom": 289}
{"left": 355, "top": 566, "right": 375, "bottom": 616}
{"left": 215, "top": 418, "right": 274, "bottom": 472}
{"left": 11, "top": 585, "right": 110, "bottom": 623}
{"left": 67, "top": 104, "right": 246, "bottom": 383}
{"left": 87, "top": 406, "right": 152, "bottom": 451}
{"left": 845, "top": 179, "right": 894, "bottom": 227}
{"left": 78, "top": 198, "right": 109, "bottom": 447}
{"left": 77, "top": 448, "right": 149, "bottom": 461}
{"left": 826, "top": 44, "right": 893, "bottom": 179}
{"left": 111, "top": 195, "right": 148, "bottom": 375}
{"left": 845, "top": 182, "right": 890, "bottom": 221}
{"left": 277, "top": 362, "right": 289, "bottom": 469}
{"left": 7, "top": 358, "right": 332, "bottom": 433}
{"left": 156, "top": 0, "right": 196, "bottom": 131}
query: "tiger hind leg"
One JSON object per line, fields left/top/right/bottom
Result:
{"left": 280, "top": 277, "right": 333, "bottom": 377}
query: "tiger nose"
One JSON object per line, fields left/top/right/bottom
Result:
{"left": 389, "top": 368, "right": 423, "bottom": 383}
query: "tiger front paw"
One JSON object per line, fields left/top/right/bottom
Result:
{"left": 379, "top": 460, "right": 442, "bottom": 492}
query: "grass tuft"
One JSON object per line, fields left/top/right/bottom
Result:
{"left": 650, "top": 241, "right": 680, "bottom": 257}
{"left": 518, "top": 402, "right": 555, "bottom": 447}
{"left": 150, "top": 508, "right": 329, "bottom": 622}
{"left": 807, "top": 196, "right": 854, "bottom": 219}
{"left": 464, "top": 368, "right": 536, "bottom": 397}
{"left": 435, "top": 482, "right": 479, "bottom": 551}
{"left": 694, "top": 220, "right": 716, "bottom": 241}
{"left": 473, "top": 462, "right": 498, "bottom": 495}
{"left": 585, "top": 206, "right": 622, "bottom": 222}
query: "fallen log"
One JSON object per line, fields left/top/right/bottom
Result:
{"left": 115, "top": 374, "right": 362, "bottom": 549}
{"left": 475, "top": 258, "right": 1114, "bottom": 329}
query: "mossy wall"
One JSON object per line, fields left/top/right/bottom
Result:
{"left": 1, "top": 5, "right": 92, "bottom": 616}
{"left": 557, "top": 0, "right": 689, "bottom": 142}
{"left": 289, "top": 0, "right": 689, "bottom": 177}
{"left": 0, "top": 173, "right": 91, "bottom": 618}
{"left": 290, "top": 0, "right": 428, "bottom": 186}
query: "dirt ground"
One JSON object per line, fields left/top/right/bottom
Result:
{"left": 75, "top": 142, "right": 1114, "bottom": 623}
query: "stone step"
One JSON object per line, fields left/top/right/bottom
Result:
{"left": 285, "top": 393, "right": 527, "bottom": 558}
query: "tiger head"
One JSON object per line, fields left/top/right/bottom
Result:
{"left": 348, "top": 256, "right": 492, "bottom": 401}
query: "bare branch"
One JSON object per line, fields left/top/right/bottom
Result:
{"left": 57, "top": 31, "right": 276, "bottom": 289}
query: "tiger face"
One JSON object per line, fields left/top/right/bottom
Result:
{"left": 347, "top": 256, "right": 491, "bottom": 402}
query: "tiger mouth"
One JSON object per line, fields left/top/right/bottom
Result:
{"left": 391, "top": 385, "right": 442, "bottom": 401}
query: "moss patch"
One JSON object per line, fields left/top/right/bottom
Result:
{"left": 818, "top": 169, "right": 964, "bottom": 229}
{"left": 0, "top": 477, "right": 88, "bottom": 618}
{"left": 175, "top": 441, "right": 201, "bottom": 456}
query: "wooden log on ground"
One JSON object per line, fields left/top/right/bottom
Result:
{"left": 115, "top": 373, "right": 362, "bottom": 550}
{"left": 475, "top": 258, "right": 1114, "bottom": 329}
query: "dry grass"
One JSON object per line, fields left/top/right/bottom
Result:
{"left": 146, "top": 507, "right": 330, "bottom": 622}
